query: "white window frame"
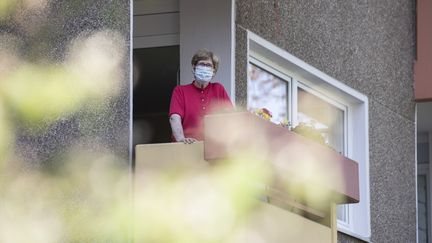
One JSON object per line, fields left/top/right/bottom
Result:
{"left": 247, "top": 30, "right": 371, "bottom": 241}
{"left": 295, "top": 81, "right": 351, "bottom": 229}
{"left": 250, "top": 57, "right": 352, "bottom": 228}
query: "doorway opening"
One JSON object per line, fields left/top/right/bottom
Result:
{"left": 133, "top": 46, "right": 179, "bottom": 146}
{"left": 417, "top": 102, "right": 432, "bottom": 243}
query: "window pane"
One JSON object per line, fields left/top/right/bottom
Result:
{"left": 247, "top": 63, "right": 289, "bottom": 124}
{"left": 337, "top": 205, "right": 349, "bottom": 224}
{"left": 418, "top": 175, "right": 428, "bottom": 243}
{"left": 297, "top": 87, "right": 344, "bottom": 154}
{"left": 297, "top": 87, "right": 347, "bottom": 222}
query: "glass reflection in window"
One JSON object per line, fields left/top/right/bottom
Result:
{"left": 297, "top": 87, "right": 345, "bottom": 154}
{"left": 247, "top": 63, "right": 289, "bottom": 124}
{"left": 297, "top": 87, "right": 348, "bottom": 223}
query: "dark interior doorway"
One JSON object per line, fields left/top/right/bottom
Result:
{"left": 133, "top": 45, "right": 179, "bottom": 146}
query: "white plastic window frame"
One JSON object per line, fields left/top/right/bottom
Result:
{"left": 248, "top": 60, "right": 352, "bottom": 227}
{"left": 247, "top": 30, "right": 371, "bottom": 241}
{"left": 296, "top": 81, "right": 351, "bottom": 229}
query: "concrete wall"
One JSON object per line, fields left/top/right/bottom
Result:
{"left": 235, "top": 1, "right": 416, "bottom": 242}
{"left": 0, "top": 1, "right": 130, "bottom": 240}
{"left": 0, "top": 0, "right": 131, "bottom": 164}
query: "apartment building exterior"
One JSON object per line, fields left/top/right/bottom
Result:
{"left": 3, "top": 0, "right": 431, "bottom": 242}
{"left": 134, "top": 0, "right": 420, "bottom": 241}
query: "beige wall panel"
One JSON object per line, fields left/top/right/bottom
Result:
{"left": 135, "top": 142, "right": 335, "bottom": 243}
{"left": 237, "top": 202, "right": 333, "bottom": 243}
{"left": 134, "top": 0, "right": 179, "bottom": 16}
{"left": 180, "top": 0, "right": 234, "bottom": 99}
{"left": 133, "top": 34, "right": 179, "bottom": 49}
{"left": 133, "top": 13, "right": 179, "bottom": 38}
{"left": 135, "top": 142, "right": 207, "bottom": 171}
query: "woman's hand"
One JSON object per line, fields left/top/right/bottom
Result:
{"left": 182, "top": 137, "right": 197, "bottom": 144}
{"left": 169, "top": 114, "right": 197, "bottom": 144}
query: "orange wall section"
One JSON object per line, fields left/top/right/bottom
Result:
{"left": 415, "top": 0, "right": 432, "bottom": 101}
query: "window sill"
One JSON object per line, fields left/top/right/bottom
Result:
{"left": 338, "top": 228, "right": 371, "bottom": 243}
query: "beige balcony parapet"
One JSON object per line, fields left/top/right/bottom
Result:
{"left": 134, "top": 111, "right": 360, "bottom": 243}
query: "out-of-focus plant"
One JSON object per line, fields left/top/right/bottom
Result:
{"left": 279, "top": 117, "right": 290, "bottom": 128}
{"left": 0, "top": 0, "right": 131, "bottom": 242}
{"left": 0, "top": 1, "right": 279, "bottom": 242}
{"left": 0, "top": 30, "right": 125, "bottom": 128}
{"left": 252, "top": 108, "right": 272, "bottom": 121}
{"left": 291, "top": 122, "right": 326, "bottom": 146}
{"left": 0, "top": 1, "right": 345, "bottom": 242}
{"left": 134, "top": 152, "right": 272, "bottom": 243}
{"left": 0, "top": 148, "right": 131, "bottom": 243}
{"left": 252, "top": 108, "right": 327, "bottom": 146}
{"left": 0, "top": 0, "right": 16, "bottom": 18}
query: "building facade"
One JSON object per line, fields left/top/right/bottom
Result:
{"left": 0, "top": 0, "right": 424, "bottom": 242}
{"left": 135, "top": 0, "right": 417, "bottom": 242}
{"left": 235, "top": 1, "right": 416, "bottom": 242}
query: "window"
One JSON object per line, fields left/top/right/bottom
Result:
{"left": 247, "top": 31, "right": 370, "bottom": 240}
{"left": 248, "top": 61, "right": 290, "bottom": 124}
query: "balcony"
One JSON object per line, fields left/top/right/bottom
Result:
{"left": 135, "top": 111, "right": 359, "bottom": 243}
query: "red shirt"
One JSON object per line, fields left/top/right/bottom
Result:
{"left": 169, "top": 81, "right": 232, "bottom": 141}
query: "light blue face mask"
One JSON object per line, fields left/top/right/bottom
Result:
{"left": 194, "top": 66, "right": 214, "bottom": 82}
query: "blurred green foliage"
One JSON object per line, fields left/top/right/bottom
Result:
{"left": 0, "top": 1, "right": 336, "bottom": 242}
{"left": 2, "top": 65, "right": 83, "bottom": 125}
{"left": 0, "top": 0, "right": 132, "bottom": 242}
{"left": 0, "top": 1, "right": 274, "bottom": 242}
{"left": 0, "top": 0, "right": 16, "bottom": 19}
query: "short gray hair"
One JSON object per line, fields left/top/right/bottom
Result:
{"left": 191, "top": 49, "right": 219, "bottom": 71}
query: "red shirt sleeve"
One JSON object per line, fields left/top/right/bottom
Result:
{"left": 169, "top": 86, "right": 184, "bottom": 118}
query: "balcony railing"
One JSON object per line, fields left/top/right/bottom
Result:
{"left": 135, "top": 111, "right": 360, "bottom": 243}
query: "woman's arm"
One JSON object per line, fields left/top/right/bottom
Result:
{"left": 169, "top": 114, "right": 196, "bottom": 144}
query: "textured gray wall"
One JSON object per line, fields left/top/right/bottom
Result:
{"left": 0, "top": 1, "right": 130, "bottom": 241}
{"left": 235, "top": 0, "right": 416, "bottom": 242}
{"left": 1, "top": 0, "right": 130, "bottom": 166}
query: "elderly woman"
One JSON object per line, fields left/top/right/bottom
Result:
{"left": 169, "top": 49, "right": 233, "bottom": 144}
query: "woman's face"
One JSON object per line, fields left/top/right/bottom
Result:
{"left": 193, "top": 58, "right": 215, "bottom": 83}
